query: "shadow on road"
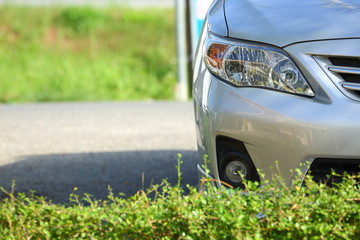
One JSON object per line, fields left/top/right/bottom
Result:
{"left": 0, "top": 150, "right": 198, "bottom": 203}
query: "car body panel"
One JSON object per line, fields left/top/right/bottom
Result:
{"left": 207, "top": 0, "right": 228, "bottom": 37}
{"left": 194, "top": 0, "right": 360, "bottom": 188}
{"left": 224, "top": 0, "right": 360, "bottom": 47}
{"left": 195, "top": 77, "right": 360, "bottom": 186}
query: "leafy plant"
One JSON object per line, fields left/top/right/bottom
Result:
{"left": 0, "top": 171, "right": 358, "bottom": 239}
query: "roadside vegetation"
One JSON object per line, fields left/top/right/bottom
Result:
{"left": 0, "top": 6, "right": 176, "bottom": 102}
{"left": 0, "top": 6, "right": 359, "bottom": 240}
{"left": 0, "top": 170, "right": 359, "bottom": 239}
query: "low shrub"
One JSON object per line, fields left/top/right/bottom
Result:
{"left": 0, "top": 173, "right": 359, "bottom": 239}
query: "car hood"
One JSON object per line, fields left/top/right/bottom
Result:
{"left": 224, "top": 0, "right": 360, "bottom": 47}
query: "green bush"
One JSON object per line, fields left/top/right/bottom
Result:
{"left": 0, "top": 173, "right": 359, "bottom": 239}
{"left": 57, "top": 7, "right": 106, "bottom": 34}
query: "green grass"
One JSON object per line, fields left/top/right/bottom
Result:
{"left": 0, "top": 172, "right": 359, "bottom": 239}
{"left": 0, "top": 6, "right": 176, "bottom": 102}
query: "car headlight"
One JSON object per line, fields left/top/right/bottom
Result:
{"left": 204, "top": 34, "right": 314, "bottom": 97}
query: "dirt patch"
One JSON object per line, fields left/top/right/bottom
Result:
{"left": 43, "top": 27, "right": 95, "bottom": 53}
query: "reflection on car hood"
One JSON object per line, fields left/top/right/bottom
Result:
{"left": 224, "top": 0, "right": 360, "bottom": 47}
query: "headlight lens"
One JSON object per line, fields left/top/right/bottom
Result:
{"left": 204, "top": 35, "right": 314, "bottom": 97}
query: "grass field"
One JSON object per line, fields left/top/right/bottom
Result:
{"left": 0, "top": 6, "right": 176, "bottom": 102}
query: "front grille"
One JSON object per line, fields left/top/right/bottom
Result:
{"left": 314, "top": 55, "right": 360, "bottom": 100}
{"left": 328, "top": 57, "right": 360, "bottom": 95}
{"left": 307, "top": 158, "right": 360, "bottom": 184}
{"left": 328, "top": 57, "right": 360, "bottom": 68}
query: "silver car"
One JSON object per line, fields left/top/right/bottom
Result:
{"left": 193, "top": 0, "right": 360, "bottom": 189}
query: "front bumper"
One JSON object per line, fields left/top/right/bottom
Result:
{"left": 194, "top": 39, "right": 360, "bottom": 186}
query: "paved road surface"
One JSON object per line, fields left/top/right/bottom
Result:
{"left": 0, "top": 0, "right": 174, "bottom": 7}
{"left": 0, "top": 102, "right": 198, "bottom": 203}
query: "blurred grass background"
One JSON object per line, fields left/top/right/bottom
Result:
{"left": 0, "top": 6, "right": 176, "bottom": 103}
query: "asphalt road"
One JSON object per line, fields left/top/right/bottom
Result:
{"left": 0, "top": 102, "right": 198, "bottom": 203}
